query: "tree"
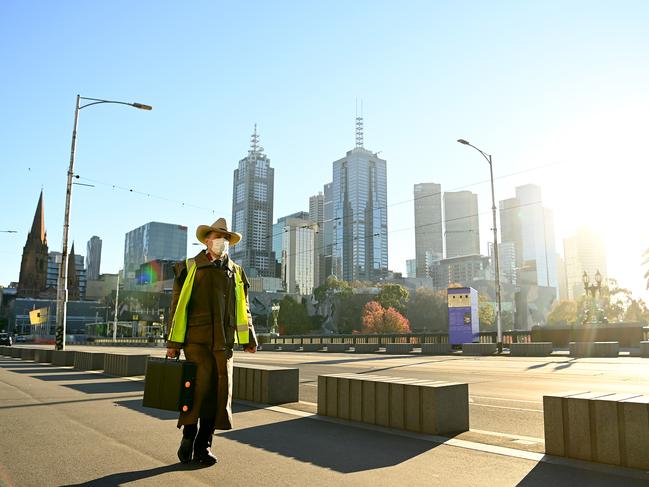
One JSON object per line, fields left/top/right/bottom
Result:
{"left": 547, "top": 300, "right": 579, "bottom": 326}
{"left": 277, "top": 295, "right": 313, "bottom": 335}
{"left": 376, "top": 284, "right": 409, "bottom": 314}
{"left": 623, "top": 298, "right": 649, "bottom": 324}
{"left": 406, "top": 287, "right": 448, "bottom": 332}
{"left": 361, "top": 301, "right": 411, "bottom": 334}
{"left": 313, "top": 275, "right": 352, "bottom": 302}
{"left": 478, "top": 296, "right": 495, "bottom": 330}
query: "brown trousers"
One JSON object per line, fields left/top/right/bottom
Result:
{"left": 177, "top": 344, "right": 233, "bottom": 430}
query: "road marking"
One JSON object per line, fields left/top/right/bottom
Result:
{"left": 470, "top": 429, "right": 543, "bottom": 443}
{"left": 470, "top": 395, "right": 542, "bottom": 404}
{"left": 470, "top": 403, "right": 542, "bottom": 413}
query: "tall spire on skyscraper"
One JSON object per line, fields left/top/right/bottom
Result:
{"left": 355, "top": 100, "right": 364, "bottom": 149}
{"left": 249, "top": 123, "right": 264, "bottom": 158}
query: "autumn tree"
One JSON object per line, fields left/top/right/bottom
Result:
{"left": 376, "top": 283, "right": 409, "bottom": 314}
{"left": 478, "top": 296, "right": 495, "bottom": 330}
{"left": 361, "top": 301, "right": 411, "bottom": 334}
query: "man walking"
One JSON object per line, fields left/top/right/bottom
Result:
{"left": 166, "top": 218, "right": 257, "bottom": 465}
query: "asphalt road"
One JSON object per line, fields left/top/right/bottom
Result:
{"left": 11, "top": 344, "right": 649, "bottom": 449}
{"left": 2, "top": 352, "right": 649, "bottom": 487}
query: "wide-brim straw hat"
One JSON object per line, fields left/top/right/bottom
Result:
{"left": 196, "top": 217, "right": 242, "bottom": 245}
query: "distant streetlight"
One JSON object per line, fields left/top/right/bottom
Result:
{"left": 457, "top": 138, "right": 503, "bottom": 353}
{"left": 582, "top": 270, "right": 603, "bottom": 324}
{"left": 55, "top": 95, "right": 152, "bottom": 351}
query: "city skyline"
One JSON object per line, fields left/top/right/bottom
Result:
{"left": 2, "top": 2, "right": 648, "bottom": 300}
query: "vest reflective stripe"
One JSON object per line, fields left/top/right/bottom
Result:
{"left": 167, "top": 259, "right": 197, "bottom": 343}
{"left": 167, "top": 258, "right": 250, "bottom": 345}
{"left": 234, "top": 268, "right": 250, "bottom": 345}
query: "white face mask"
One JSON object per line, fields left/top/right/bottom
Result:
{"left": 209, "top": 237, "right": 229, "bottom": 257}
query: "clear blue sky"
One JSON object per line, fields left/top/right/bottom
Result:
{"left": 2, "top": 1, "right": 648, "bottom": 298}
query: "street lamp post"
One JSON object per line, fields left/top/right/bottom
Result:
{"left": 457, "top": 139, "right": 503, "bottom": 353}
{"left": 55, "top": 95, "right": 152, "bottom": 351}
{"left": 582, "top": 270, "right": 603, "bottom": 324}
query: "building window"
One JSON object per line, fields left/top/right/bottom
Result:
{"left": 254, "top": 182, "right": 267, "bottom": 201}
{"left": 236, "top": 184, "right": 245, "bottom": 203}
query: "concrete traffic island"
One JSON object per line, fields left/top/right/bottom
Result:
{"left": 462, "top": 343, "right": 497, "bottom": 356}
{"left": 318, "top": 373, "right": 469, "bottom": 435}
{"left": 233, "top": 363, "right": 299, "bottom": 404}
{"left": 74, "top": 351, "right": 106, "bottom": 370}
{"left": 103, "top": 353, "right": 149, "bottom": 376}
{"left": 510, "top": 342, "right": 553, "bottom": 357}
{"left": 569, "top": 341, "right": 619, "bottom": 357}
{"left": 543, "top": 391, "right": 649, "bottom": 469}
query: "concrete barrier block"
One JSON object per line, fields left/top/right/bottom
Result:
{"left": 20, "top": 348, "right": 36, "bottom": 360}
{"left": 326, "top": 376, "right": 338, "bottom": 417}
{"left": 317, "top": 375, "right": 327, "bottom": 415}
{"left": 421, "top": 343, "right": 451, "bottom": 355}
{"left": 385, "top": 343, "right": 413, "bottom": 354}
{"left": 34, "top": 349, "right": 52, "bottom": 363}
{"left": 564, "top": 392, "right": 613, "bottom": 461}
{"left": 280, "top": 343, "right": 298, "bottom": 352}
{"left": 10, "top": 347, "right": 21, "bottom": 358}
{"left": 543, "top": 391, "right": 584, "bottom": 456}
{"left": 619, "top": 396, "right": 649, "bottom": 469}
{"left": 337, "top": 377, "right": 351, "bottom": 420}
{"left": 362, "top": 379, "right": 376, "bottom": 424}
{"left": 233, "top": 364, "right": 299, "bottom": 405}
{"left": 52, "top": 350, "right": 75, "bottom": 366}
{"left": 510, "top": 342, "right": 553, "bottom": 357}
{"left": 301, "top": 343, "right": 323, "bottom": 352}
{"left": 74, "top": 351, "right": 105, "bottom": 370}
{"left": 462, "top": 343, "right": 497, "bottom": 356}
{"left": 0, "top": 345, "right": 8, "bottom": 355}
{"left": 260, "top": 343, "right": 278, "bottom": 351}
{"left": 569, "top": 342, "right": 619, "bottom": 357}
{"left": 375, "top": 381, "right": 390, "bottom": 427}
{"left": 354, "top": 343, "right": 380, "bottom": 353}
{"left": 326, "top": 343, "right": 349, "bottom": 353}
{"left": 639, "top": 341, "right": 649, "bottom": 358}
{"left": 421, "top": 382, "right": 470, "bottom": 435}
{"left": 232, "top": 365, "right": 241, "bottom": 398}
{"left": 591, "top": 393, "right": 641, "bottom": 465}
{"left": 103, "top": 354, "right": 149, "bottom": 376}
{"left": 349, "top": 378, "right": 363, "bottom": 422}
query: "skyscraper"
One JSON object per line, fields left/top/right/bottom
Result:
{"left": 332, "top": 117, "right": 388, "bottom": 281}
{"left": 563, "top": 226, "right": 607, "bottom": 300}
{"left": 322, "top": 182, "right": 334, "bottom": 282}
{"left": 18, "top": 191, "right": 48, "bottom": 298}
{"left": 499, "top": 184, "right": 558, "bottom": 289}
{"left": 309, "top": 192, "right": 325, "bottom": 286}
{"left": 123, "top": 222, "right": 187, "bottom": 282}
{"left": 231, "top": 126, "right": 275, "bottom": 277}
{"left": 86, "top": 236, "right": 102, "bottom": 281}
{"left": 281, "top": 216, "right": 315, "bottom": 295}
{"left": 272, "top": 211, "right": 309, "bottom": 276}
{"left": 444, "top": 191, "right": 480, "bottom": 258}
{"left": 413, "top": 182, "right": 443, "bottom": 277}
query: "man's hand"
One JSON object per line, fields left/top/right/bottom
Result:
{"left": 243, "top": 344, "right": 257, "bottom": 353}
{"left": 166, "top": 348, "right": 180, "bottom": 359}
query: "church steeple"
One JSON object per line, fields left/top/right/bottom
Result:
{"left": 29, "top": 190, "right": 47, "bottom": 245}
{"left": 17, "top": 191, "right": 49, "bottom": 297}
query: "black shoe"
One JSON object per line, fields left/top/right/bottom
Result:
{"left": 194, "top": 447, "right": 218, "bottom": 466}
{"left": 177, "top": 437, "right": 194, "bottom": 464}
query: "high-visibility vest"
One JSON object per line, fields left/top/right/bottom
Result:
{"left": 167, "top": 258, "right": 250, "bottom": 345}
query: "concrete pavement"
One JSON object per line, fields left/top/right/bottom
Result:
{"left": 2, "top": 354, "right": 649, "bottom": 486}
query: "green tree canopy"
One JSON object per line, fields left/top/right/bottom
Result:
{"left": 406, "top": 287, "right": 448, "bottom": 332}
{"left": 376, "top": 283, "right": 409, "bottom": 314}
{"left": 478, "top": 296, "right": 495, "bottom": 330}
{"left": 277, "top": 295, "right": 313, "bottom": 335}
{"left": 547, "top": 300, "right": 579, "bottom": 326}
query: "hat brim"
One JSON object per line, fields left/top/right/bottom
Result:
{"left": 196, "top": 225, "right": 242, "bottom": 245}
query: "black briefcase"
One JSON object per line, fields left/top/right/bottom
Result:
{"left": 142, "top": 357, "right": 197, "bottom": 413}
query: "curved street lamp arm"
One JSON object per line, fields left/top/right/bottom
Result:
{"left": 465, "top": 142, "right": 492, "bottom": 165}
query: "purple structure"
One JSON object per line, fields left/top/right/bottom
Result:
{"left": 447, "top": 287, "right": 480, "bottom": 345}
